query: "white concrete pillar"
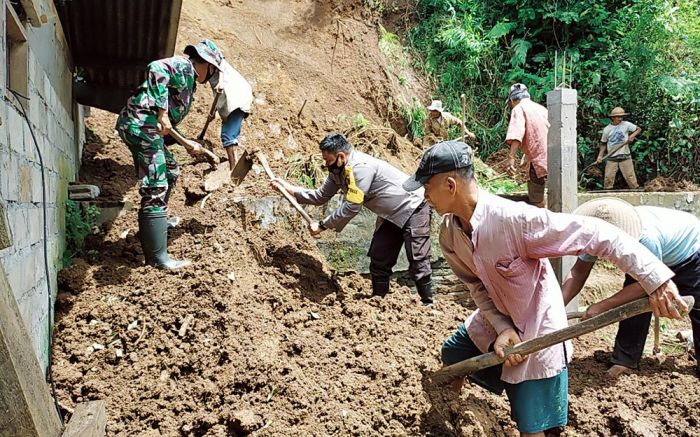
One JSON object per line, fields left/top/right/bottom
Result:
{"left": 547, "top": 88, "right": 579, "bottom": 310}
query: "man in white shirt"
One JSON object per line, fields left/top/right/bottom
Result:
{"left": 595, "top": 107, "right": 642, "bottom": 189}
{"left": 185, "top": 40, "right": 253, "bottom": 169}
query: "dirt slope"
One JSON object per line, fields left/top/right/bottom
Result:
{"left": 52, "top": 1, "right": 698, "bottom": 436}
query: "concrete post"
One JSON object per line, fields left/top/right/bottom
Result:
{"left": 547, "top": 88, "right": 579, "bottom": 310}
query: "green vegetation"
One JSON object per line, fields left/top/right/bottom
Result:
{"left": 353, "top": 113, "right": 369, "bottom": 131}
{"left": 63, "top": 200, "right": 100, "bottom": 266}
{"left": 401, "top": 97, "right": 427, "bottom": 140}
{"left": 473, "top": 157, "right": 526, "bottom": 194}
{"left": 324, "top": 241, "right": 367, "bottom": 272}
{"left": 404, "top": 0, "right": 700, "bottom": 188}
{"left": 285, "top": 153, "right": 325, "bottom": 189}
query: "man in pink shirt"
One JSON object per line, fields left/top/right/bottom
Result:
{"left": 506, "top": 83, "right": 549, "bottom": 208}
{"left": 403, "top": 141, "right": 687, "bottom": 436}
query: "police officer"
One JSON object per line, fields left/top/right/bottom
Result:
{"left": 272, "top": 133, "right": 434, "bottom": 305}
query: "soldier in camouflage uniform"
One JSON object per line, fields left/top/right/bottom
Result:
{"left": 116, "top": 41, "right": 225, "bottom": 270}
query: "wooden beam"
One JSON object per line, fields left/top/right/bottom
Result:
{"left": 61, "top": 401, "right": 106, "bottom": 437}
{"left": 0, "top": 265, "right": 62, "bottom": 436}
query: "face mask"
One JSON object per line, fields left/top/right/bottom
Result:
{"left": 325, "top": 156, "right": 345, "bottom": 175}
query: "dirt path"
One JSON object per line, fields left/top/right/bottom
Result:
{"left": 52, "top": 1, "right": 698, "bottom": 436}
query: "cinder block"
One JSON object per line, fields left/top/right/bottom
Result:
{"left": 7, "top": 109, "right": 24, "bottom": 155}
{"left": 27, "top": 206, "right": 43, "bottom": 247}
{"left": 47, "top": 173, "right": 57, "bottom": 205}
{"left": 43, "top": 73, "right": 50, "bottom": 105}
{"left": 8, "top": 207, "right": 27, "bottom": 248}
{"left": 27, "top": 50, "right": 36, "bottom": 85}
{"left": 6, "top": 250, "right": 28, "bottom": 302}
{"left": 46, "top": 117, "right": 56, "bottom": 145}
{"left": 31, "top": 166, "right": 44, "bottom": 204}
{"left": 2, "top": 152, "right": 20, "bottom": 202}
{"left": 19, "top": 287, "right": 46, "bottom": 360}
{"left": 19, "top": 164, "right": 32, "bottom": 203}
{"left": 0, "top": 151, "right": 11, "bottom": 201}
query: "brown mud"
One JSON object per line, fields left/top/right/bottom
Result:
{"left": 53, "top": 1, "right": 698, "bottom": 436}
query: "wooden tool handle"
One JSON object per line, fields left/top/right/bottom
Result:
{"left": 431, "top": 295, "right": 695, "bottom": 385}
{"left": 198, "top": 91, "right": 222, "bottom": 140}
{"left": 169, "top": 129, "right": 220, "bottom": 164}
{"left": 254, "top": 152, "right": 315, "bottom": 225}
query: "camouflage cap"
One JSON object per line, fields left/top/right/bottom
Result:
{"left": 184, "top": 39, "right": 223, "bottom": 71}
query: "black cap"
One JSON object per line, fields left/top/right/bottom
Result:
{"left": 403, "top": 141, "right": 473, "bottom": 192}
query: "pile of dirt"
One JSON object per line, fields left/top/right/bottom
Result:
{"left": 55, "top": 121, "right": 515, "bottom": 435}
{"left": 644, "top": 176, "right": 700, "bottom": 192}
{"left": 484, "top": 147, "right": 528, "bottom": 185}
{"left": 53, "top": 1, "right": 699, "bottom": 436}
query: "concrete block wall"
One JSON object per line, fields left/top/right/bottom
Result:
{"left": 0, "top": 1, "right": 84, "bottom": 371}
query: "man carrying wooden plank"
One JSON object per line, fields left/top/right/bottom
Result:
{"left": 272, "top": 133, "right": 434, "bottom": 305}
{"left": 403, "top": 141, "right": 686, "bottom": 436}
{"left": 562, "top": 198, "right": 700, "bottom": 377}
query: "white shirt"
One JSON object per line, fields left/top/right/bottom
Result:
{"left": 209, "top": 59, "right": 253, "bottom": 118}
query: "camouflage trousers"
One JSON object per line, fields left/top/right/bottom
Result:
{"left": 116, "top": 121, "right": 180, "bottom": 214}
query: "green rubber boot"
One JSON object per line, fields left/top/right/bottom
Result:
{"left": 138, "top": 210, "right": 191, "bottom": 270}
{"left": 164, "top": 185, "right": 180, "bottom": 230}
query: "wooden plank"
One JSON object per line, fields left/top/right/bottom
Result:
{"left": 61, "top": 401, "right": 107, "bottom": 437}
{"left": 431, "top": 296, "right": 695, "bottom": 385}
{"left": 0, "top": 265, "right": 62, "bottom": 437}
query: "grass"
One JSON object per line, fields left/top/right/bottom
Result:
{"left": 285, "top": 153, "right": 325, "bottom": 189}
{"left": 400, "top": 98, "right": 426, "bottom": 140}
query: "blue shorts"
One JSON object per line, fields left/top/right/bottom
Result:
{"left": 221, "top": 108, "right": 247, "bottom": 148}
{"left": 442, "top": 324, "right": 568, "bottom": 433}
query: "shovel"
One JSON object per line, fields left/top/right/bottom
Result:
{"left": 229, "top": 149, "right": 314, "bottom": 225}
{"left": 579, "top": 141, "right": 629, "bottom": 177}
{"left": 430, "top": 295, "right": 695, "bottom": 385}
{"left": 198, "top": 91, "right": 222, "bottom": 141}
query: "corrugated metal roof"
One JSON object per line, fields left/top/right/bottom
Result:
{"left": 55, "top": 0, "right": 182, "bottom": 90}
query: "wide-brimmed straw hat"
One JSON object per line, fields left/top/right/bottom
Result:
{"left": 426, "top": 100, "right": 444, "bottom": 113}
{"left": 609, "top": 107, "right": 629, "bottom": 117}
{"left": 573, "top": 197, "right": 642, "bottom": 239}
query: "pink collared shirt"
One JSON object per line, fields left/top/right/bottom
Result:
{"left": 505, "top": 98, "right": 549, "bottom": 179}
{"left": 439, "top": 191, "right": 674, "bottom": 384}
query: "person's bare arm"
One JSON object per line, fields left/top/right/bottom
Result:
{"left": 561, "top": 259, "right": 595, "bottom": 305}
{"left": 595, "top": 143, "right": 606, "bottom": 163}
{"left": 507, "top": 140, "right": 520, "bottom": 174}
{"left": 582, "top": 282, "right": 646, "bottom": 320}
{"left": 628, "top": 127, "right": 642, "bottom": 143}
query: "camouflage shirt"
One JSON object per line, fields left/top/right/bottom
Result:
{"left": 117, "top": 56, "right": 197, "bottom": 129}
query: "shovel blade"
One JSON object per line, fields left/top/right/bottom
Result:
{"left": 230, "top": 150, "right": 254, "bottom": 186}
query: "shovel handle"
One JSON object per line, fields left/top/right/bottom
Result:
{"left": 169, "top": 129, "right": 220, "bottom": 165}
{"left": 254, "top": 152, "right": 315, "bottom": 225}
{"left": 198, "top": 91, "right": 222, "bottom": 140}
{"left": 430, "top": 295, "right": 695, "bottom": 385}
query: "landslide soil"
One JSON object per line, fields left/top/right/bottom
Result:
{"left": 53, "top": 0, "right": 698, "bottom": 436}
